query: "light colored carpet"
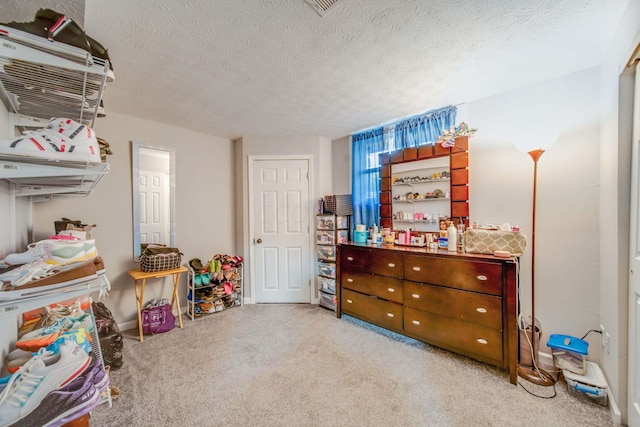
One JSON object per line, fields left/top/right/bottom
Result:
{"left": 90, "top": 304, "right": 614, "bottom": 427}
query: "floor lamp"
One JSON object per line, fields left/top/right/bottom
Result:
{"left": 516, "top": 143, "right": 556, "bottom": 387}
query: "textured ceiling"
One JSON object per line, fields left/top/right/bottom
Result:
{"left": 0, "top": 0, "right": 631, "bottom": 140}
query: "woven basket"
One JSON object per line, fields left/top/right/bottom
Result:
{"left": 139, "top": 245, "right": 182, "bottom": 272}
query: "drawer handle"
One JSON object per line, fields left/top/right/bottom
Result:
{"left": 347, "top": 256, "right": 354, "bottom": 261}
{"left": 476, "top": 307, "right": 487, "bottom": 313}
{"left": 347, "top": 278, "right": 354, "bottom": 282}
{"left": 477, "top": 275, "right": 488, "bottom": 281}
{"left": 346, "top": 299, "right": 353, "bottom": 304}
{"left": 412, "top": 320, "right": 420, "bottom": 325}
{"left": 388, "top": 263, "right": 395, "bottom": 268}
{"left": 411, "top": 293, "right": 420, "bottom": 299}
{"left": 412, "top": 266, "right": 421, "bottom": 271}
{"left": 387, "top": 288, "right": 395, "bottom": 293}
{"left": 477, "top": 338, "right": 488, "bottom": 345}
{"left": 386, "top": 313, "right": 395, "bottom": 318}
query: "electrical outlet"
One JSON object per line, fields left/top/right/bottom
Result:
{"left": 600, "top": 324, "right": 610, "bottom": 353}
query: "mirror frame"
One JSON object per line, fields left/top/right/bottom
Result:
{"left": 131, "top": 141, "right": 176, "bottom": 261}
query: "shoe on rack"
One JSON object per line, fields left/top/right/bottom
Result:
{"left": 1, "top": 257, "right": 98, "bottom": 293}
{"left": 0, "top": 8, "right": 115, "bottom": 82}
{"left": 0, "top": 117, "right": 101, "bottom": 163}
{"left": 34, "top": 300, "right": 85, "bottom": 330}
{"left": 17, "top": 314, "right": 95, "bottom": 352}
{"left": 0, "top": 340, "right": 91, "bottom": 427}
{"left": 2, "top": 239, "right": 85, "bottom": 267}
{"left": 7, "top": 328, "right": 92, "bottom": 373}
{"left": 214, "top": 300, "right": 224, "bottom": 312}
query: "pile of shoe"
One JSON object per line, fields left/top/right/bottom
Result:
{"left": 0, "top": 300, "right": 110, "bottom": 426}
{"left": 0, "top": 117, "right": 105, "bottom": 164}
{"left": 0, "top": 233, "right": 105, "bottom": 301}
{"left": 187, "top": 254, "right": 243, "bottom": 318}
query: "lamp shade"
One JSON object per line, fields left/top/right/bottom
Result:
{"left": 514, "top": 131, "right": 558, "bottom": 153}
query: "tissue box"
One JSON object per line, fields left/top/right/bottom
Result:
{"left": 547, "top": 334, "right": 588, "bottom": 375}
{"left": 464, "top": 229, "right": 526, "bottom": 256}
{"left": 563, "top": 361, "right": 608, "bottom": 406}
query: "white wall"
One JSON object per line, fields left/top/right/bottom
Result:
{"left": 467, "top": 67, "right": 602, "bottom": 363}
{"left": 599, "top": 0, "right": 640, "bottom": 422}
{"left": 30, "top": 112, "right": 234, "bottom": 327}
{"left": 236, "top": 135, "right": 332, "bottom": 299}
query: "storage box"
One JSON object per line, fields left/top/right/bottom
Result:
{"left": 318, "top": 291, "right": 336, "bottom": 311}
{"left": 323, "top": 194, "right": 353, "bottom": 215}
{"left": 318, "top": 276, "right": 336, "bottom": 294}
{"left": 316, "top": 231, "right": 335, "bottom": 245}
{"left": 316, "top": 245, "right": 336, "bottom": 261}
{"left": 547, "top": 334, "right": 588, "bottom": 375}
{"left": 563, "top": 361, "right": 608, "bottom": 406}
{"left": 318, "top": 261, "right": 336, "bottom": 279}
{"left": 464, "top": 229, "right": 526, "bottom": 256}
{"left": 337, "top": 230, "right": 349, "bottom": 244}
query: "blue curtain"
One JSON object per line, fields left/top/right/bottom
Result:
{"left": 351, "top": 128, "right": 384, "bottom": 229}
{"left": 351, "top": 106, "right": 457, "bottom": 229}
{"left": 393, "top": 106, "right": 457, "bottom": 149}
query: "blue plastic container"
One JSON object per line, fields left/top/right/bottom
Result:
{"left": 547, "top": 334, "right": 589, "bottom": 374}
{"left": 354, "top": 230, "right": 368, "bottom": 243}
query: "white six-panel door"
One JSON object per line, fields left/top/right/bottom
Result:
{"left": 139, "top": 170, "right": 169, "bottom": 245}
{"left": 251, "top": 157, "right": 312, "bottom": 303}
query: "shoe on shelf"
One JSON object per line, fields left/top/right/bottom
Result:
{"left": 1, "top": 257, "right": 98, "bottom": 292}
{"left": 7, "top": 328, "right": 92, "bottom": 373}
{"left": 214, "top": 300, "right": 224, "bottom": 312}
{"left": 34, "top": 300, "right": 85, "bottom": 330}
{"left": 0, "top": 340, "right": 91, "bottom": 427}
{"left": 2, "top": 239, "right": 85, "bottom": 267}
{"left": 17, "top": 314, "right": 95, "bottom": 352}
{"left": 0, "top": 118, "right": 101, "bottom": 163}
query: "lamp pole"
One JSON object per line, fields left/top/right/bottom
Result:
{"left": 517, "top": 148, "right": 555, "bottom": 386}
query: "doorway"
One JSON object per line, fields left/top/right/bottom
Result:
{"left": 249, "top": 156, "right": 313, "bottom": 303}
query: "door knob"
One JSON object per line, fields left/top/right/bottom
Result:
{"left": 256, "top": 238, "right": 262, "bottom": 244}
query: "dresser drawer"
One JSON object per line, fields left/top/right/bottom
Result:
{"left": 342, "top": 289, "right": 403, "bottom": 331}
{"left": 341, "top": 246, "right": 403, "bottom": 277}
{"left": 404, "top": 255, "right": 503, "bottom": 296}
{"left": 403, "top": 281, "right": 502, "bottom": 330}
{"left": 342, "top": 269, "right": 403, "bottom": 303}
{"left": 404, "top": 307, "right": 503, "bottom": 363}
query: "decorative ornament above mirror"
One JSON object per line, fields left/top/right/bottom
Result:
{"left": 131, "top": 141, "right": 176, "bottom": 261}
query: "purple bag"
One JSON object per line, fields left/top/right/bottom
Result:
{"left": 141, "top": 304, "right": 175, "bottom": 335}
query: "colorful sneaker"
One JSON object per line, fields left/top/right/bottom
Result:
{"left": 7, "top": 328, "right": 92, "bottom": 373}
{"left": 17, "top": 314, "right": 94, "bottom": 352}
{"left": 2, "top": 239, "right": 85, "bottom": 267}
{"left": 0, "top": 118, "right": 101, "bottom": 163}
{"left": 5, "top": 362, "right": 101, "bottom": 427}
{"left": 82, "top": 240, "right": 97, "bottom": 260}
{"left": 0, "top": 340, "right": 91, "bottom": 426}
{"left": 34, "top": 300, "right": 85, "bottom": 329}
{"left": 3, "top": 258, "right": 98, "bottom": 293}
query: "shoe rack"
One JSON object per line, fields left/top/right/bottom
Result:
{"left": 186, "top": 265, "right": 243, "bottom": 320}
{"left": 0, "top": 34, "right": 109, "bottom": 129}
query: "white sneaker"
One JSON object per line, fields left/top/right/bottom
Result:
{"left": 3, "top": 240, "right": 86, "bottom": 266}
{"left": 0, "top": 117, "right": 101, "bottom": 163}
{"left": 0, "top": 340, "right": 91, "bottom": 426}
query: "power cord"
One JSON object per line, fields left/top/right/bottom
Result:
{"left": 581, "top": 329, "right": 602, "bottom": 340}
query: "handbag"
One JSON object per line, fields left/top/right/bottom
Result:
{"left": 139, "top": 244, "right": 182, "bottom": 272}
{"left": 141, "top": 303, "right": 175, "bottom": 335}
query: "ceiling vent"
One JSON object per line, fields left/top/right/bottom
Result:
{"left": 305, "top": 0, "right": 340, "bottom": 17}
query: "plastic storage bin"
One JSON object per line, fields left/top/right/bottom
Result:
{"left": 547, "top": 334, "right": 588, "bottom": 375}
{"left": 318, "top": 262, "right": 336, "bottom": 279}
{"left": 563, "top": 361, "right": 608, "bottom": 406}
{"left": 318, "top": 291, "right": 336, "bottom": 311}
{"left": 316, "top": 245, "right": 336, "bottom": 261}
{"left": 318, "top": 276, "right": 336, "bottom": 294}
{"left": 316, "top": 231, "right": 335, "bottom": 245}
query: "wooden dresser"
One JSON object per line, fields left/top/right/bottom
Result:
{"left": 337, "top": 242, "right": 518, "bottom": 384}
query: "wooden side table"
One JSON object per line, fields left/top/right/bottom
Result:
{"left": 128, "top": 266, "right": 187, "bottom": 342}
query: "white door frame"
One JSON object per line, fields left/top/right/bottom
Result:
{"left": 248, "top": 155, "right": 315, "bottom": 304}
